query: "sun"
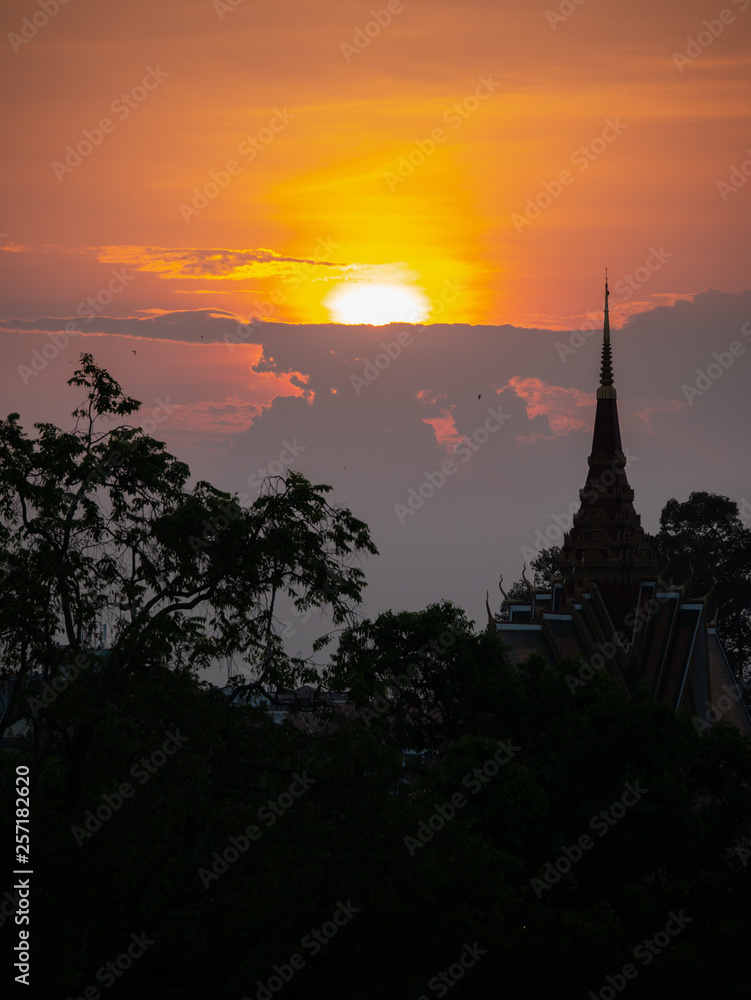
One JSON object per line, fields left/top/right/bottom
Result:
{"left": 324, "top": 282, "right": 429, "bottom": 325}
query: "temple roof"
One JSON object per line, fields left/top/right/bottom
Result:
{"left": 489, "top": 278, "right": 748, "bottom": 735}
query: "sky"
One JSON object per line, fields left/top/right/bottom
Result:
{"left": 1, "top": 0, "right": 750, "bottom": 672}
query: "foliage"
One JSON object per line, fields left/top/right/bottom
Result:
{"left": 0, "top": 353, "right": 377, "bottom": 740}
{"left": 1, "top": 366, "right": 750, "bottom": 998}
{"left": 325, "top": 601, "right": 510, "bottom": 754}
{"left": 3, "top": 615, "right": 751, "bottom": 999}
{"left": 656, "top": 491, "right": 751, "bottom": 682}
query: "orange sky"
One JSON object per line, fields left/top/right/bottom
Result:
{"left": 2, "top": 0, "right": 750, "bottom": 330}
{"left": 2, "top": 0, "right": 751, "bottom": 641}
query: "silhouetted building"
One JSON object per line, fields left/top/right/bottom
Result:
{"left": 489, "top": 280, "right": 751, "bottom": 736}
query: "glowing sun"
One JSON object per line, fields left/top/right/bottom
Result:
{"left": 324, "top": 282, "right": 429, "bottom": 324}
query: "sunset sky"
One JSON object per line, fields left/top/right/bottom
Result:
{"left": 2, "top": 0, "right": 750, "bottom": 666}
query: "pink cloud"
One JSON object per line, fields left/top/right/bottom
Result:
{"left": 422, "top": 408, "right": 465, "bottom": 454}
{"left": 161, "top": 397, "right": 268, "bottom": 438}
{"left": 501, "top": 376, "right": 593, "bottom": 437}
{"left": 628, "top": 397, "right": 686, "bottom": 434}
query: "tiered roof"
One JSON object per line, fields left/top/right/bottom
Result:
{"left": 490, "top": 280, "right": 751, "bottom": 735}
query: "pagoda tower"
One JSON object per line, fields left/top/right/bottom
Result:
{"left": 557, "top": 277, "right": 659, "bottom": 633}
{"left": 488, "top": 278, "right": 750, "bottom": 734}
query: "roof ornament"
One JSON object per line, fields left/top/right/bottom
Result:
{"left": 679, "top": 562, "right": 695, "bottom": 591}
{"left": 656, "top": 554, "right": 671, "bottom": 587}
{"left": 597, "top": 272, "right": 616, "bottom": 400}
{"left": 486, "top": 590, "right": 494, "bottom": 625}
{"left": 521, "top": 564, "right": 537, "bottom": 606}
{"left": 498, "top": 575, "right": 512, "bottom": 603}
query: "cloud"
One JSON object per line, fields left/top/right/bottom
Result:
{"left": 0, "top": 240, "right": 33, "bottom": 254}
{"left": 1, "top": 291, "right": 749, "bottom": 646}
{"left": 422, "top": 408, "right": 465, "bottom": 454}
{"left": 500, "top": 376, "right": 593, "bottom": 438}
{"left": 630, "top": 397, "right": 686, "bottom": 434}
{"left": 95, "top": 245, "right": 346, "bottom": 281}
{"left": 0, "top": 309, "right": 255, "bottom": 343}
{"left": 163, "top": 397, "right": 272, "bottom": 436}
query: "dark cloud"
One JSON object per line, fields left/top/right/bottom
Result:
{"left": 1, "top": 291, "right": 749, "bottom": 648}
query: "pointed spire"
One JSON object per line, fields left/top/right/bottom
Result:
{"left": 598, "top": 270, "right": 616, "bottom": 399}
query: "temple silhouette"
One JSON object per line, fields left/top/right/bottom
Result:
{"left": 489, "top": 280, "right": 751, "bottom": 735}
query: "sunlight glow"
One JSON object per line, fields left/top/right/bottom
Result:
{"left": 324, "top": 282, "right": 429, "bottom": 325}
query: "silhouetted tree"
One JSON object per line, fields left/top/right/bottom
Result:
{"left": 0, "top": 354, "right": 376, "bottom": 787}
{"left": 3, "top": 367, "right": 751, "bottom": 999}
{"left": 656, "top": 491, "right": 751, "bottom": 683}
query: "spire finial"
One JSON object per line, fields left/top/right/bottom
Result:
{"left": 597, "top": 271, "right": 616, "bottom": 399}
{"left": 604, "top": 269, "right": 610, "bottom": 343}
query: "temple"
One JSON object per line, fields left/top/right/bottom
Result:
{"left": 489, "top": 279, "right": 751, "bottom": 735}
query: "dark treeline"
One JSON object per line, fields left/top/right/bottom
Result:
{"left": 1, "top": 358, "right": 750, "bottom": 999}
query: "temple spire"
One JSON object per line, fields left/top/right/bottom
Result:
{"left": 598, "top": 271, "right": 615, "bottom": 398}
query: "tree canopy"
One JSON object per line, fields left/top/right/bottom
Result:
{"left": 1, "top": 361, "right": 750, "bottom": 999}
{"left": 656, "top": 491, "right": 751, "bottom": 683}
{"left": 0, "top": 354, "right": 377, "bottom": 731}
